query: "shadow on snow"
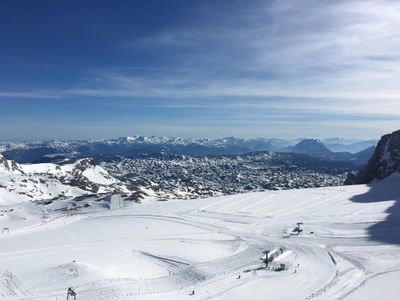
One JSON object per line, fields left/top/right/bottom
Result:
{"left": 350, "top": 174, "right": 400, "bottom": 245}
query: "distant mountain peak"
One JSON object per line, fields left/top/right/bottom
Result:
{"left": 126, "top": 136, "right": 137, "bottom": 142}
{"left": 291, "top": 139, "right": 332, "bottom": 156}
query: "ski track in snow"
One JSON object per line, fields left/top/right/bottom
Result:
{"left": 1, "top": 176, "right": 400, "bottom": 299}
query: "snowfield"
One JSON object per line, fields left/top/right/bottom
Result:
{"left": 1, "top": 175, "right": 400, "bottom": 299}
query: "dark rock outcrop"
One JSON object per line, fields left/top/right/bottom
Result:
{"left": 345, "top": 129, "right": 400, "bottom": 184}
{"left": 0, "top": 155, "right": 24, "bottom": 173}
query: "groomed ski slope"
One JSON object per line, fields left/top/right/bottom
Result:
{"left": 1, "top": 175, "right": 400, "bottom": 299}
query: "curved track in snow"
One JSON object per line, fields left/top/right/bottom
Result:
{"left": 2, "top": 178, "right": 400, "bottom": 299}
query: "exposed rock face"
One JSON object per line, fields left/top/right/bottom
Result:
{"left": 345, "top": 129, "right": 400, "bottom": 184}
{"left": 0, "top": 154, "right": 24, "bottom": 174}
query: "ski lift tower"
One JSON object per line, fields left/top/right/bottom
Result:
{"left": 262, "top": 250, "right": 270, "bottom": 268}
{"left": 66, "top": 287, "right": 76, "bottom": 300}
{"left": 293, "top": 222, "right": 304, "bottom": 235}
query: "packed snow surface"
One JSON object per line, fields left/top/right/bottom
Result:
{"left": 1, "top": 175, "right": 400, "bottom": 299}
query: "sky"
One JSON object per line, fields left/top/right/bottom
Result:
{"left": 1, "top": 0, "right": 400, "bottom": 141}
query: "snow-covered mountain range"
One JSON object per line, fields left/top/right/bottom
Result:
{"left": 0, "top": 150, "right": 357, "bottom": 205}
{"left": 0, "top": 133, "right": 383, "bottom": 205}
{"left": 0, "top": 136, "right": 377, "bottom": 165}
{"left": 0, "top": 130, "right": 399, "bottom": 299}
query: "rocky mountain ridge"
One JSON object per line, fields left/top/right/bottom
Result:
{"left": 0, "top": 155, "right": 146, "bottom": 205}
{"left": 345, "top": 129, "right": 400, "bottom": 184}
{"left": 0, "top": 136, "right": 376, "bottom": 165}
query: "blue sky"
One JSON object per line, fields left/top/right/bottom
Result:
{"left": 1, "top": 0, "right": 399, "bottom": 140}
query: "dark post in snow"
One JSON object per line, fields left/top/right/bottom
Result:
{"left": 66, "top": 287, "right": 76, "bottom": 300}
{"left": 263, "top": 250, "right": 270, "bottom": 268}
{"left": 293, "top": 222, "right": 304, "bottom": 235}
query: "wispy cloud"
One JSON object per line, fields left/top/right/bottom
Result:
{"left": 5, "top": 1, "right": 400, "bottom": 99}
{"left": 1, "top": 0, "right": 400, "bottom": 139}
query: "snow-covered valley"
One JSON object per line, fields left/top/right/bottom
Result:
{"left": 1, "top": 174, "right": 400, "bottom": 299}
